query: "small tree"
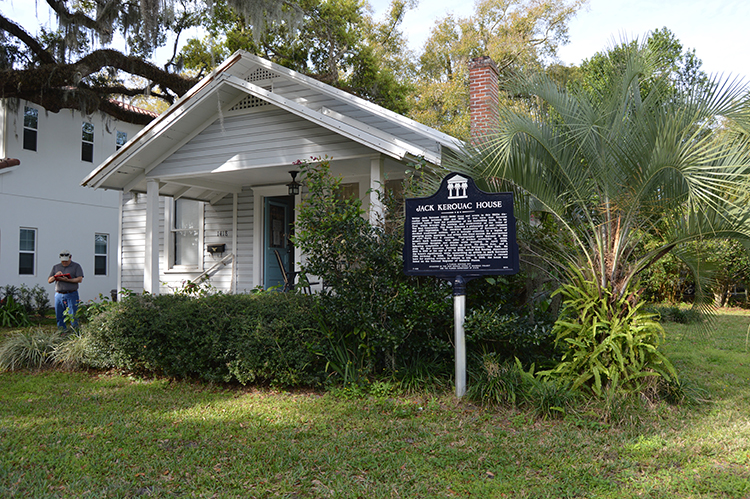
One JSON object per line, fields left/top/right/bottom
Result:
{"left": 292, "top": 158, "right": 454, "bottom": 379}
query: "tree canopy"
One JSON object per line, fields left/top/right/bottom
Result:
{"left": 409, "top": 0, "right": 587, "bottom": 140}
{"left": 0, "top": 0, "right": 300, "bottom": 124}
{"left": 178, "top": 0, "right": 415, "bottom": 113}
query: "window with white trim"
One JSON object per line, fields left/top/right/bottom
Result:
{"left": 94, "top": 233, "right": 108, "bottom": 276}
{"left": 116, "top": 131, "right": 127, "bottom": 150}
{"left": 82, "top": 122, "right": 94, "bottom": 162}
{"left": 170, "top": 199, "right": 203, "bottom": 269}
{"left": 23, "top": 106, "right": 38, "bottom": 151}
{"left": 19, "top": 228, "right": 36, "bottom": 275}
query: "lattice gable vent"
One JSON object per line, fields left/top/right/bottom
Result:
{"left": 229, "top": 67, "right": 278, "bottom": 111}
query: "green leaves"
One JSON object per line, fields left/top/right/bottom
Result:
{"left": 540, "top": 271, "right": 678, "bottom": 396}
{"left": 0, "top": 296, "right": 32, "bottom": 329}
{"left": 453, "top": 36, "right": 750, "bottom": 305}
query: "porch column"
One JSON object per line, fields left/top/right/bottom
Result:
{"left": 144, "top": 179, "right": 161, "bottom": 295}
{"left": 369, "top": 155, "right": 385, "bottom": 225}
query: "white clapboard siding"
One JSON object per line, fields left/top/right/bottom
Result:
{"left": 203, "top": 195, "right": 234, "bottom": 292}
{"left": 235, "top": 189, "right": 254, "bottom": 292}
{"left": 200, "top": 189, "right": 254, "bottom": 293}
{"left": 120, "top": 193, "right": 166, "bottom": 294}
{"left": 120, "top": 189, "right": 254, "bottom": 294}
{"left": 120, "top": 193, "right": 157, "bottom": 292}
{"left": 152, "top": 110, "right": 373, "bottom": 178}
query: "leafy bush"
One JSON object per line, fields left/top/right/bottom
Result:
{"left": 540, "top": 272, "right": 678, "bottom": 396}
{"left": 0, "top": 295, "right": 32, "bottom": 328}
{"left": 293, "top": 158, "right": 455, "bottom": 378}
{"left": 292, "top": 160, "right": 561, "bottom": 385}
{"left": 88, "top": 291, "right": 325, "bottom": 386}
{"left": 463, "top": 303, "right": 555, "bottom": 365}
{"left": 77, "top": 293, "right": 119, "bottom": 323}
{"left": 1, "top": 284, "right": 50, "bottom": 317}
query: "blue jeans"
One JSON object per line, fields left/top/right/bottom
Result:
{"left": 55, "top": 291, "right": 80, "bottom": 330}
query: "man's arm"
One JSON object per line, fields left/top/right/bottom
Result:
{"left": 56, "top": 275, "right": 83, "bottom": 284}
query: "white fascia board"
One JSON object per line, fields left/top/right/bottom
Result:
{"left": 222, "top": 74, "right": 418, "bottom": 162}
{"left": 318, "top": 106, "right": 441, "bottom": 165}
{"left": 83, "top": 53, "right": 246, "bottom": 189}
{"left": 235, "top": 52, "right": 464, "bottom": 150}
{"left": 155, "top": 175, "right": 244, "bottom": 194}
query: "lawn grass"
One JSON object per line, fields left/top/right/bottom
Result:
{"left": 2, "top": 311, "right": 750, "bottom": 498}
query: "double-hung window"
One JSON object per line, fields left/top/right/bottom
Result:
{"left": 171, "top": 199, "right": 202, "bottom": 269}
{"left": 94, "top": 233, "right": 108, "bottom": 275}
{"left": 23, "top": 106, "right": 38, "bottom": 151}
{"left": 82, "top": 122, "right": 94, "bottom": 162}
{"left": 19, "top": 228, "right": 36, "bottom": 275}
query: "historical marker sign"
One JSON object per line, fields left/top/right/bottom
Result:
{"left": 403, "top": 173, "right": 519, "bottom": 399}
{"left": 404, "top": 173, "right": 519, "bottom": 278}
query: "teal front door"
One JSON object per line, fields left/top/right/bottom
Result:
{"left": 264, "top": 196, "right": 294, "bottom": 290}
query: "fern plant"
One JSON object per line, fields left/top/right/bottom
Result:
{"left": 540, "top": 271, "right": 678, "bottom": 396}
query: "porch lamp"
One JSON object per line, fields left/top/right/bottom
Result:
{"left": 287, "top": 170, "right": 301, "bottom": 196}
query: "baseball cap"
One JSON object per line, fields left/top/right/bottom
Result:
{"left": 59, "top": 251, "right": 71, "bottom": 262}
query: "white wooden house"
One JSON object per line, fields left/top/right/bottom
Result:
{"left": 82, "top": 51, "right": 465, "bottom": 294}
{"left": 0, "top": 99, "right": 147, "bottom": 302}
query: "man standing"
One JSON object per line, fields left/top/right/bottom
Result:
{"left": 48, "top": 251, "right": 84, "bottom": 331}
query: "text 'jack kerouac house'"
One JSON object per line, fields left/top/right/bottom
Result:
{"left": 81, "top": 50, "right": 490, "bottom": 295}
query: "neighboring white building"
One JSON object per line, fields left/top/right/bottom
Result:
{"left": 83, "top": 51, "right": 464, "bottom": 295}
{"left": 0, "top": 99, "right": 147, "bottom": 302}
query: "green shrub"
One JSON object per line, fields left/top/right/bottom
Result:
{"left": 88, "top": 292, "right": 324, "bottom": 387}
{"left": 77, "top": 293, "right": 119, "bottom": 323}
{"left": 0, "top": 295, "right": 32, "bottom": 328}
{"left": 644, "top": 304, "right": 703, "bottom": 324}
{"left": 1, "top": 284, "right": 50, "bottom": 317}
{"left": 293, "top": 160, "right": 561, "bottom": 385}
{"left": 293, "top": 158, "right": 455, "bottom": 378}
{"left": 463, "top": 305, "right": 555, "bottom": 365}
{"left": 540, "top": 272, "right": 678, "bottom": 397}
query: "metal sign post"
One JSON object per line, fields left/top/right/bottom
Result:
{"left": 404, "top": 173, "right": 519, "bottom": 398}
{"left": 453, "top": 275, "right": 467, "bottom": 398}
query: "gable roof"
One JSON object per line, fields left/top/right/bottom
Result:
{"left": 82, "top": 51, "right": 463, "bottom": 203}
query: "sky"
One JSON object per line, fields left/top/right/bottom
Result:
{"left": 2, "top": 0, "right": 748, "bottom": 79}
{"left": 368, "top": 0, "right": 750, "bottom": 79}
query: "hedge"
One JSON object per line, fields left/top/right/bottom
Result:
{"left": 88, "top": 292, "right": 325, "bottom": 387}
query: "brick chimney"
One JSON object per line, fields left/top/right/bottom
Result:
{"left": 469, "top": 56, "right": 499, "bottom": 143}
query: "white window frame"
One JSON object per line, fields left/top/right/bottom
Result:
{"left": 19, "top": 227, "right": 36, "bottom": 276}
{"left": 94, "top": 233, "right": 108, "bottom": 276}
{"left": 23, "top": 106, "right": 38, "bottom": 151}
{"left": 82, "top": 121, "right": 94, "bottom": 162}
{"left": 116, "top": 130, "right": 127, "bottom": 150}
{"left": 166, "top": 198, "right": 204, "bottom": 272}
